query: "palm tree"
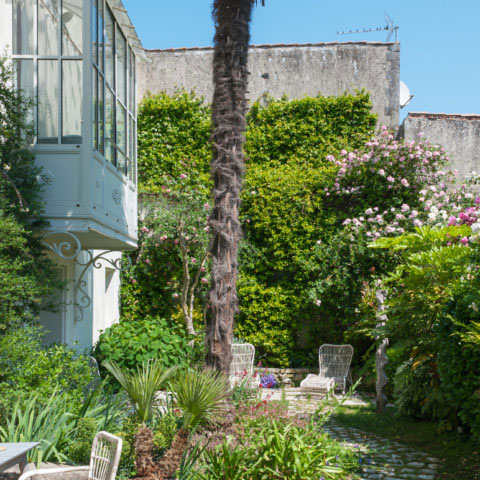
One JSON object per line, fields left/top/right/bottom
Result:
{"left": 156, "top": 369, "right": 230, "bottom": 479}
{"left": 103, "top": 359, "right": 176, "bottom": 423}
{"left": 206, "top": 0, "right": 264, "bottom": 374}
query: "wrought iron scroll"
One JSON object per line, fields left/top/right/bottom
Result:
{"left": 42, "top": 231, "right": 82, "bottom": 260}
{"left": 73, "top": 250, "right": 129, "bottom": 322}
{"left": 42, "top": 232, "right": 128, "bottom": 322}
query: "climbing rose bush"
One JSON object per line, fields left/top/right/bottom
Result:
{"left": 326, "top": 126, "right": 479, "bottom": 241}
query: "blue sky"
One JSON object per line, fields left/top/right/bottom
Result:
{"left": 123, "top": 0, "right": 480, "bottom": 118}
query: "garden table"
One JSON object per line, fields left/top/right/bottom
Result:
{"left": 0, "top": 443, "right": 40, "bottom": 473}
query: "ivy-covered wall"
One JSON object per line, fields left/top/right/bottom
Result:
{"left": 121, "top": 90, "right": 377, "bottom": 367}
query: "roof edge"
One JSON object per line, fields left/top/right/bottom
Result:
{"left": 108, "top": 0, "right": 146, "bottom": 60}
{"left": 145, "top": 41, "right": 398, "bottom": 53}
{"left": 407, "top": 112, "right": 480, "bottom": 121}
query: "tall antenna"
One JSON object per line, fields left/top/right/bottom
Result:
{"left": 337, "top": 13, "right": 399, "bottom": 42}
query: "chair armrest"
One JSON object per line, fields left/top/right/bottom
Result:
{"left": 19, "top": 466, "right": 89, "bottom": 480}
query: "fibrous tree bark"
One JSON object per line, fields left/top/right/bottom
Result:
{"left": 206, "top": 0, "right": 261, "bottom": 374}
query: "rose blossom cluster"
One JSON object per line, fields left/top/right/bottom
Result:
{"left": 324, "top": 127, "right": 480, "bottom": 240}
{"left": 324, "top": 126, "right": 447, "bottom": 199}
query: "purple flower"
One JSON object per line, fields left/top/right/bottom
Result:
{"left": 260, "top": 374, "right": 277, "bottom": 389}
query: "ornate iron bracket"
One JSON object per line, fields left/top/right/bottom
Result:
{"left": 42, "top": 232, "right": 128, "bottom": 322}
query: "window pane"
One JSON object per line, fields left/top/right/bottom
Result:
{"left": 128, "top": 115, "right": 134, "bottom": 180}
{"left": 38, "top": 0, "right": 59, "bottom": 55}
{"left": 93, "top": 68, "right": 98, "bottom": 150}
{"left": 62, "top": 60, "right": 82, "bottom": 144}
{"left": 116, "top": 27, "right": 126, "bottom": 104}
{"left": 13, "top": 59, "right": 34, "bottom": 126}
{"left": 38, "top": 60, "right": 58, "bottom": 144}
{"left": 116, "top": 101, "right": 126, "bottom": 173}
{"left": 98, "top": 74, "right": 104, "bottom": 154}
{"left": 129, "top": 48, "right": 135, "bottom": 113}
{"left": 12, "top": 0, "right": 35, "bottom": 55}
{"left": 62, "top": 0, "right": 83, "bottom": 56}
{"left": 91, "top": 0, "right": 97, "bottom": 64}
{"left": 13, "top": 59, "right": 34, "bottom": 99}
{"left": 104, "top": 7, "right": 114, "bottom": 88}
{"left": 98, "top": 0, "right": 104, "bottom": 72}
{"left": 105, "top": 87, "right": 115, "bottom": 164}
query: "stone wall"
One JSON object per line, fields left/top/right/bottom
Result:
{"left": 268, "top": 367, "right": 317, "bottom": 386}
{"left": 401, "top": 113, "right": 480, "bottom": 180}
{"left": 138, "top": 42, "right": 400, "bottom": 129}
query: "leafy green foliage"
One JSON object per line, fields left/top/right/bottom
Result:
{"left": 373, "top": 226, "right": 473, "bottom": 353}
{"left": 0, "top": 325, "right": 93, "bottom": 413}
{"left": 121, "top": 190, "right": 210, "bottom": 331}
{"left": 68, "top": 417, "right": 97, "bottom": 464}
{"left": 153, "top": 412, "right": 180, "bottom": 452}
{"left": 0, "top": 56, "right": 60, "bottom": 331}
{"left": 436, "top": 278, "right": 480, "bottom": 440}
{"left": 245, "top": 92, "right": 377, "bottom": 168}
{"left": 0, "top": 388, "right": 125, "bottom": 466}
{"left": 137, "top": 91, "right": 212, "bottom": 195}
{"left": 199, "top": 419, "right": 358, "bottom": 479}
{"left": 94, "top": 317, "right": 190, "bottom": 374}
{"left": 0, "top": 393, "right": 72, "bottom": 465}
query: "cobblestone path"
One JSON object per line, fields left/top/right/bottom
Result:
{"left": 322, "top": 420, "right": 442, "bottom": 480}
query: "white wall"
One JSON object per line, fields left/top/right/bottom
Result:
{"left": 39, "top": 249, "right": 121, "bottom": 351}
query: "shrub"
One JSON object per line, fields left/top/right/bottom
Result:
{"left": 153, "top": 412, "right": 179, "bottom": 452}
{"left": 94, "top": 316, "right": 190, "bottom": 376}
{"left": 0, "top": 325, "right": 93, "bottom": 414}
{"left": 68, "top": 417, "right": 97, "bottom": 464}
{"left": 0, "top": 56, "right": 60, "bottom": 332}
{"left": 437, "top": 278, "right": 480, "bottom": 439}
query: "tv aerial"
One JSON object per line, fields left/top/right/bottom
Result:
{"left": 337, "top": 13, "right": 399, "bottom": 42}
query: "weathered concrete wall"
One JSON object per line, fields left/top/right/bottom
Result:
{"left": 138, "top": 42, "right": 400, "bottom": 128}
{"left": 402, "top": 113, "right": 480, "bottom": 179}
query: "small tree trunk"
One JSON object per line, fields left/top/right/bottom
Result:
{"left": 206, "top": 0, "right": 254, "bottom": 374}
{"left": 375, "top": 289, "right": 389, "bottom": 414}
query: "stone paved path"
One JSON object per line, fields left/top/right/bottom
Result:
{"left": 322, "top": 421, "right": 441, "bottom": 480}
{"left": 261, "top": 389, "right": 442, "bottom": 480}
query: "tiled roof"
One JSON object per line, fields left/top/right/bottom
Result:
{"left": 146, "top": 41, "right": 396, "bottom": 53}
{"left": 408, "top": 112, "right": 480, "bottom": 121}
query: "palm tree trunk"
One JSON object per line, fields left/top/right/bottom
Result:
{"left": 156, "top": 428, "right": 190, "bottom": 480}
{"left": 206, "top": 0, "right": 254, "bottom": 374}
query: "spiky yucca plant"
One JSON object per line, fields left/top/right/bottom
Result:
{"left": 156, "top": 369, "right": 230, "bottom": 480}
{"left": 103, "top": 358, "right": 176, "bottom": 423}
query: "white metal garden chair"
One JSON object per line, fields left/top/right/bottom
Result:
{"left": 300, "top": 344, "right": 354, "bottom": 394}
{"left": 18, "top": 432, "right": 122, "bottom": 480}
{"left": 229, "top": 343, "right": 257, "bottom": 387}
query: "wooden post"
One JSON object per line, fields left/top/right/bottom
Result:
{"left": 375, "top": 289, "right": 389, "bottom": 414}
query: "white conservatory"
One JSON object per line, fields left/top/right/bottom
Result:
{"left": 0, "top": 0, "right": 143, "bottom": 349}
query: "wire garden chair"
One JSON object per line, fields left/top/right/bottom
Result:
{"left": 18, "top": 432, "right": 123, "bottom": 480}
{"left": 230, "top": 343, "right": 256, "bottom": 387}
{"left": 300, "top": 344, "right": 354, "bottom": 394}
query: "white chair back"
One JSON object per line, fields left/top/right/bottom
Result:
{"left": 230, "top": 343, "right": 255, "bottom": 379}
{"left": 318, "top": 344, "right": 353, "bottom": 391}
{"left": 88, "top": 431, "right": 123, "bottom": 480}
